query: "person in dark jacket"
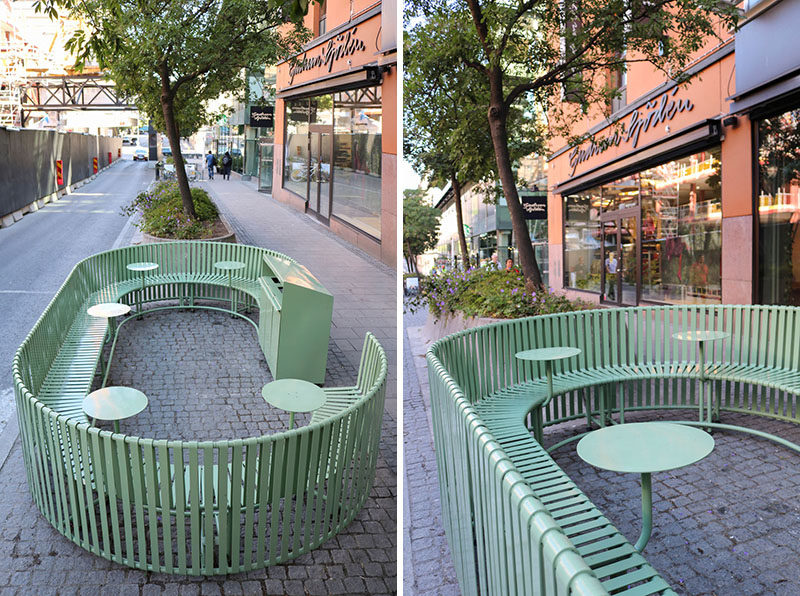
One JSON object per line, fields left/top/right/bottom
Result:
{"left": 222, "top": 151, "right": 233, "bottom": 180}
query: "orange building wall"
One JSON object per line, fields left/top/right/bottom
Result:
{"left": 549, "top": 17, "right": 735, "bottom": 155}
{"left": 271, "top": 2, "right": 395, "bottom": 268}
{"left": 382, "top": 68, "right": 397, "bottom": 155}
{"left": 547, "top": 45, "right": 754, "bottom": 303}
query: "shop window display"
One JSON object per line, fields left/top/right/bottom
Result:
{"left": 758, "top": 109, "right": 800, "bottom": 305}
{"left": 564, "top": 191, "right": 603, "bottom": 292}
{"left": 332, "top": 88, "right": 382, "bottom": 239}
{"left": 639, "top": 148, "right": 721, "bottom": 304}
{"left": 564, "top": 147, "right": 722, "bottom": 304}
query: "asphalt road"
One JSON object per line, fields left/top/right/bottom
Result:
{"left": 0, "top": 158, "right": 152, "bottom": 428}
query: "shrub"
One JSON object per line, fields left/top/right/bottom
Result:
{"left": 410, "top": 266, "right": 592, "bottom": 320}
{"left": 121, "top": 181, "right": 219, "bottom": 239}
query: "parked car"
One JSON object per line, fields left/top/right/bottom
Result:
{"left": 162, "top": 143, "right": 172, "bottom": 157}
{"left": 133, "top": 148, "right": 148, "bottom": 161}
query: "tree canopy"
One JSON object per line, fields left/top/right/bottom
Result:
{"left": 405, "top": 0, "right": 740, "bottom": 289}
{"left": 404, "top": 9, "right": 541, "bottom": 264}
{"left": 403, "top": 188, "right": 441, "bottom": 272}
{"left": 35, "top": 0, "right": 310, "bottom": 216}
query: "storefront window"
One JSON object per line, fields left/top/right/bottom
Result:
{"left": 526, "top": 220, "right": 550, "bottom": 287}
{"left": 333, "top": 87, "right": 382, "bottom": 239}
{"left": 285, "top": 88, "right": 382, "bottom": 239}
{"left": 758, "top": 109, "right": 800, "bottom": 305}
{"left": 284, "top": 99, "right": 311, "bottom": 199}
{"left": 563, "top": 147, "right": 722, "bottom": 304}
{"left": 640, "top": 148, "right": 721, "bottom": 304}
{"left": 564, "top": 190, "right": 602, "bottom": 291}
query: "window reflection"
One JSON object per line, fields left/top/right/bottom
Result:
{"left": 563, "top": 147, "right": 722, "bottom": 304}
{"left": 564, "top": 190, "right": 602, "bottom": 292}
{"left": 640, "top": 148, "right": 722, "bottom": 303}
{"left": 758, "top": 110, "right": 800, "bottom": 305}
{"left": 284, "top": 99, "right": 310, "bottom": 200}
{"left": 283, "top": 88, "right": 383, "bottom": 240}
{"left": 333, "top": 88, "right": 382, "bottom": 239}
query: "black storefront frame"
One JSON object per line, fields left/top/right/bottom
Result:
{"left": 561, "top": 141, "right": 723, "bottom": 306}
{"left": 281, "top": 87, "right": 383, "bottom": 242}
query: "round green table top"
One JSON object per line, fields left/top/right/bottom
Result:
{"left": 214, "top": 260, "right": 246, "bottom": 272}
{"left": 87, "top": 302, "right": 131, "bottom": 318}
{"left": 126, "top": 262, "right": 159, "bottom": 272}
{"left": 83, "top": 387, "right": 148, "bottom": 422}
{"left": 577, "top": 422, "right": 714, "bottom": 474}
{"left": 672, "top": 330, "right": 730, "bottom": 342}
{"left": 516, "top": 347, "right": 582, "bottom": 362}
{"left": 261, "top": 379, "right": 326, "bottom": 414}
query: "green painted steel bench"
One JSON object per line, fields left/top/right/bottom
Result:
{"left": 13, "top": 242, "right": 387, "bottom": 575}
{"left": 427, "top": 305, "right": 800, "bottom": 596}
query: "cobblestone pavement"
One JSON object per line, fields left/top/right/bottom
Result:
{"left": 403, "top": 307, "right": 459, "bottom": 596}
{"left": 96, "top": 306, "right": 357, "bottom": 439}
{"left": 0, "top": 306, "right": 396, "bottom": 595}
{"left": 200, "top": 176, "right": 397, "bottom": 418}
{"left": 0, "top": 178, "right": 397, "bottom": 594}
{"left": 549, "top": 409, "right": 800, "bottom": 596}
{"left": 405, "top": 307, "right": 800, "bottom": 596}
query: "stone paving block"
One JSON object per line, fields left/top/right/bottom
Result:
{"left": 0, "top": 305, "right": 396, "bottom": 595}
{"left": 404, "top": 302, "right": 800, "bottom": 596}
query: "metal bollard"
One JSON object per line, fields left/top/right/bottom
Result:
{"left": 155, "top": 163, "right": 160, "bottom": 180}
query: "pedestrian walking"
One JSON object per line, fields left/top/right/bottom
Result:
{"left": 205, "top": 151, "right": 217, "bottom": 180}
{"left": 222, "top": 151, "right": 232, "bottom": 180}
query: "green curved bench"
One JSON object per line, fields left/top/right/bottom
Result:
{"left": 427, "top": 305, "right": 800, "bottom": 596}
{"left": 13, "top": 242, "right": 387, "bottom": 575}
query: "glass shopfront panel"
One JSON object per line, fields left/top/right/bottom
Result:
{"left": 309, "top": 96, "right": 333, "bottom": 218}
{"left": 564, "top": 190, "right": 603, "bottom": 292}
{"left": 333, "top": 88, "right": 382, "bottom": 239}
{"left": 282, "top": 87, "right": 382, "bottom": 239}
{"left": 639, "top": 148, "right": 721, "bottom": 304}
{"left": 758, "top": 109, "right": 800, "bottom": 305}
{"left": 284, "top": 99, "right": 311, "bottom": 199}
{"left": 564, "top": 146, "right": 722, "bottom": 304}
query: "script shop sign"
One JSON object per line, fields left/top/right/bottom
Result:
{"left": 249, "top": 106, "right": 274, "bottom": 128}
{"left": 521, "top": 193, "right": 547, "bottom": 220}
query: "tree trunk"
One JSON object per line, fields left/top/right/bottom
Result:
{"left": 451, "top": 175, "right": 470, "bottom": 268}
{"left": 160, "top": 72, "right": 197, "bottom": 219}
{"left": 486, "top": 66, "right": 543, "bottom": 290}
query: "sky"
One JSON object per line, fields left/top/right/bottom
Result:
{"left": 399, "top": 158, "right": 422, "bottom": 192}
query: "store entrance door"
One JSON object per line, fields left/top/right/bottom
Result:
{"left": 600, "top": 208, "right": 639, "bottom": 305}
{"left": 257, "top": 136, "right": 273, "bottom": 193}
{"left": 308, "top": 130, "right": 332, "bottom": 221}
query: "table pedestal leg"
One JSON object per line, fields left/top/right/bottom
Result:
{"left": 635, "top": 472, "right": 653, "bottom": 552}
{"left": 288, "top": 412, "right": 295, "bottom": 430}
{"left": 698, "top": 341, "right": 711, "bottom": 430}
{"left": 545, "top": 361, "right": 553, "bottom": 407}
{"left": 533, "top": 361, "right": 552, "bottom": 444}
{"left": 113, "top": 420, "right": 120, "bottom": 434}
{"left": 137, "top": 271, "right": 145, "bottom": 319}
{"left": 228, "top": 271, "right": 235, "bottom": 316}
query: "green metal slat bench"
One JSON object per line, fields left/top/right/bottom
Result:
{"left": 13, "top": 242, "right": 388, "bottom": 575}
{"left": 427, "top": 305, "right": 800, "bottom": 596}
